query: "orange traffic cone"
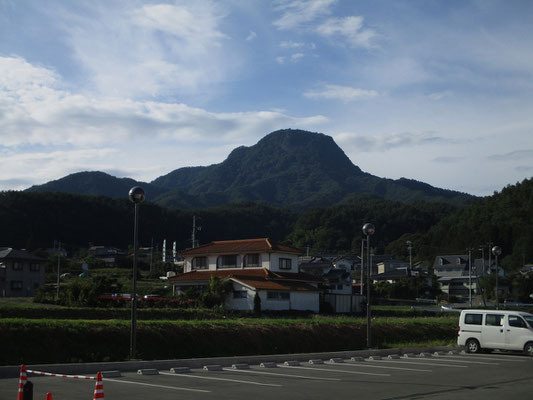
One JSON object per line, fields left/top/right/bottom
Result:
{"left": 17, "top": 365, "right": 27, "bottom": 400}
{"left": 46, "top": 393, "right": 53, "bottom": 400}
{"left": 93, "top": 372, "right": 104, "bottom": 399}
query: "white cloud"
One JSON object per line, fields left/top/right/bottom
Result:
{"left": 279, "top": 40, "right": 315, "bottom": 49}
{"left": 58, "top": 1, "right": 234, "bottom": 99}
{"left": 488, "top": 149, "right": 533, "bottom": 161}
{"left": 333, "top": 131, "right": 448, "bottom": 152}
{"left": 273, "top": 0, "right": 336, "bottom": 30}
{"left": 428, "top": 90, "right": 453, "bottom": 101}
{"left": 246, "top": 31, "right": 257, "bottom": 41}
{"left": 0, "top": 56, "right": 327, "bottom": 189}
{"left": 304, "top": 84, "right": 378, "bottom": 102}
{"left": 291, "top": 53, "right": 305, "bottom": 62}
{"left": 130, "top": 3, "right": 227, "bottom": 43}
{"left": 316, "top": 16, "right": 379, "bottom": 48}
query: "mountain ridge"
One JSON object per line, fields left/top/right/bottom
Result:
{"left": 24, "top": 129, "right": 475, "bottom": 208}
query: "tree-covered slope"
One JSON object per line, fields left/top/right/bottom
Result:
{"left": 151, "top": 129, "right": 474, "bottom": 208}
{"left": 25, "top": 129, "right": 475, "bottom": 209}
{"left": 25, "top": 171, "right": 167, "bottom": 199}
{"left": 397, "top": 178, "right": 533, "bottom": 271}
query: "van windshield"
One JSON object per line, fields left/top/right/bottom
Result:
{"left": 523, "top": 315, "right": 533, "bottom": 328}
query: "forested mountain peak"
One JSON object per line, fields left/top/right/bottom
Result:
{"left": 25, "top": 129, "right": 474, "bottom": 209}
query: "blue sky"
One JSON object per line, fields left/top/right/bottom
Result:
{"left": 1, "top": 0, "right": 532, "bottom": 196}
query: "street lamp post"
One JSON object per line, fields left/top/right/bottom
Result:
{"left": 129, "top": 186, "right": 145, "bottom": 359}
{"left": 492, "top": 246, "right": 501, "bottom": 309}
{"left": 362, "top": 223, "right": 375, "bottom": 348}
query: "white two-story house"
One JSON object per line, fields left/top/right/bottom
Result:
{"left": 169, "top": 238, "right": 321, "bottom": 312}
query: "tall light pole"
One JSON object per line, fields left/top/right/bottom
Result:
{"left": 492, "top": 246, "right": 501, "bottom": 309}
{"left": 360, "top": 239, "right": 364, "bottom": 295}
{"left": 129, "top": 186, "right": 145, "bottom": 359}
{"left": 363, "top": 223, "right": 375, "bottom": 348}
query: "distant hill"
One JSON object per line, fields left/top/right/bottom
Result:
{"left": 26, "top": 129, "right": 475, "bottom": 208}
{"left": 25, "top": 171, "right": 167, "bottom": 200}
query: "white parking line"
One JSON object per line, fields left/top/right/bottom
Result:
{"left": 424, "top": 357, "right": 498, "bottom": 365}
{"left": 327, "top": 361, "right": 432, "bottom": 372}
{"left": 439, "top": 354, "right": 527, "bottom": 362}
{"left": 159, "top": 371, "right": 282, "bottom": 387}
{"left": 366, "top": 359, "right": 468, "bottom": 368}
{"left": 104, "top": 378, "right": 211, "bottom": 393}
{"left": 279, "top": 364, "right": 390, "bottom": 377}
{"left": 222, "top": 367, "right": 342, "bottom": 381}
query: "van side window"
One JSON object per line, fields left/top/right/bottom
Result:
{"left": 509, "top": 316, "right": 527, "bottom": 328}
{"left": 464, "top": 314, "right": 482, "bottom": 325}
{"left": 485, "top": 314, "right": 504, "bottom": 326}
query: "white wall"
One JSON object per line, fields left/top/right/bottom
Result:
{"left": 289, "top": 291, "right": 319, "bottom": 312}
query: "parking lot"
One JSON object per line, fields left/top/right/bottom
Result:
{"left": 2, "top": 351, "right": 532, "bottom": 400}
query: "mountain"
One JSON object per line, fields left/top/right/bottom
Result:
{"left": 25, "top": 171, "right": 167, "bottom": 200}
{"left": 151, "top": 129, "right": 474, "bottom": 208}
{"left": 25, "top": 129, "right": 475, "bottom": 208}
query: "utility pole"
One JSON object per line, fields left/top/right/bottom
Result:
{"left": 149, "top": 237, "right": 153, "bottom": 273}
{"left": 467, "top": 247, "right": 472, "bottom": 307}
{"left": 191, "top": 216, "right": 202, "bottom": 248}
{"left": 55, "top": 241, "right": 61, "bottom": 300}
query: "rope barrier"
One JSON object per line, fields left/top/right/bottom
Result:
{"left": 26, "top": 369, "right": 96, "bottom": 380}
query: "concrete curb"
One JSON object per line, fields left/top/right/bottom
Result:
{"left": 0, "top": 345, "right": 458, "bottom": 379}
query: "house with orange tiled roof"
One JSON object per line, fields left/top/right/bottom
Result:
{"left": 169, "top": 238, "right": 321, "bottom": 312}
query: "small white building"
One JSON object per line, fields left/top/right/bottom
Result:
{"left": 170, "top": 238, "right": 321, "bottom": 312}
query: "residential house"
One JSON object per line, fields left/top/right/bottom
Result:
{"left": 432, "top": 255, "right": 490, "bottom": 298}
{"left": 88, "top": 246, "right": 125, "bottom": 267}
{"left": 299, "top": 254, "right": 363, "bottom": 312}
{"left": 170, "top": 238, "right": 321, "bottom": 312}
{"left": 299, "top": 255, "right": 353, "bottom": 295}
{"left": 376, "top": 258, "right": 410, "bottom": 275}
{"left": 0, "top": 248, "right": 46, "bottom": 297}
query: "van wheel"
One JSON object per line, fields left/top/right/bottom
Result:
{"left": 524, "top": 342, "right": 533, "bottom": 356}
{"left": 466, "top": 339, "right": 481, "bottom": 353}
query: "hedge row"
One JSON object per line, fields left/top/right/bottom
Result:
{"left": 0, "top": 306, "right": 225, "bottom": 320}
{"left": 0, "top": 318, "right": 458, "bottom": 365}
{"left": 0, "top": 305, "right": 452, "bottom": 320}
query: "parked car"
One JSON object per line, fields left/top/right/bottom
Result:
{"left": 458, "top": 309, "right": 533, "bottom": 356}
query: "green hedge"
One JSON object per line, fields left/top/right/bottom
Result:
{"left": 0, "top": 317, "right": 457, "bottom": 365}
{"left": 0, "top": 306, "right": 225, "bottom": 320}
{"left": 0, "top": 304, "right": 453, "bottom": 320}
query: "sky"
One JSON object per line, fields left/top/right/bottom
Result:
{"left": 1, "top": 0, "right": 533, "bottom": 197}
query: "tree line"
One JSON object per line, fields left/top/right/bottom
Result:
{"left": 1, "top": 177, "right": 532, "bottom": 272}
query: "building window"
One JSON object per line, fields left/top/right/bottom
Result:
{"left": 279, "top": 258, "right": 292, "bottom": 270}
{"left": 267, "top": 291, "right": 290, "bottom": 300}
{"left": 12, "top": 262, "right": 22, "bottom": 271}
{"left": 337, "top": 284, "right": 343, "bottom": 290}
{"left": 11, "top": 281, "right": 23, "bottom": 290}
{"left": 218, "top": 255, "right": 238, "bottom": 269}
{"left": 192, "top": 257, "right": 208, "bottom": 270}
{"left": 233, "top": 290, "right": 247, "bottom": 299}
{"left": 30, "top": 264, "right": 40, "bottom": 272}
{"left": 244, "top": 254, "right": 260, "bottom": 268}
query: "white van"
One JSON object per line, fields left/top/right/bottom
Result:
{"left": 458, "top": 309, "right": 533, "bottom": 355}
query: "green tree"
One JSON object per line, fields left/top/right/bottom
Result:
{"left": 200, "top": 277, "right": 233, "bottom": 308}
